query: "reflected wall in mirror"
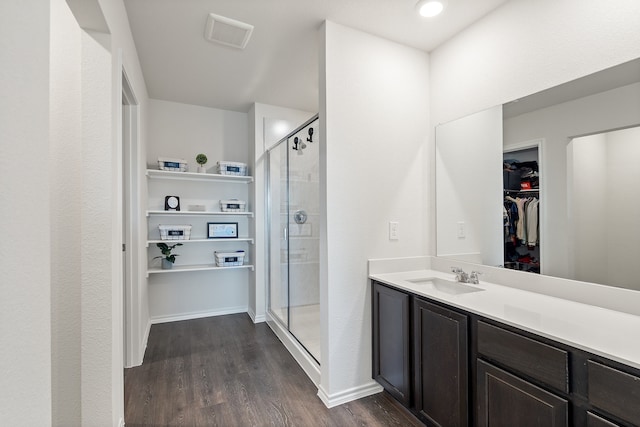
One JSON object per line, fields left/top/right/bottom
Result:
{"left": 436, "top": 57, "right": 640, "bottom": 291}
{"left": 568, "top": 126, "right": 640, "bottom": 289}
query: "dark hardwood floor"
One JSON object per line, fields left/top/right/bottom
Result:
{"left": 124, "top": 313, "right": 422, "bottom": 427}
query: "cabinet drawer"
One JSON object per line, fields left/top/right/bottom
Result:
{"left": 587, "top": 412, "right": 622, "bottom": 427}
{"left": 477, "top": 321, "right": 569, "bottom": 392}
{"left": 588, "top": 360, "right": 640, "bottom": 425}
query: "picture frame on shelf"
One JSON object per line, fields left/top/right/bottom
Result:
{"left": 207, "top": 222, "right": 238, "bottom": 239}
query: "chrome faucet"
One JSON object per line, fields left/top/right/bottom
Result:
{"left": 451, "top": 267, "right": 482, "bottom": 284}
{"left": 468, "top": 271, "right": 482, "bottom": 284}
{"left": 451, "top": 267, "right": 469, "bottom": 283}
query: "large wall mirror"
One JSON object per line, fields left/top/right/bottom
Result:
{"left": 436, "top": 57, "right": 640, "bottom": 292}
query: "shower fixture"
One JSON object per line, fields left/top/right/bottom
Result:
{"left": 292, "top": 136, "right": 306, "bottom": 152}
{"left": 307, "top": 127, "right": 314, "bottom": 143}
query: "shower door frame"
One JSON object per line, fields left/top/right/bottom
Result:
{"left": 266, "top": 114, "right": 320, "bottom": 364}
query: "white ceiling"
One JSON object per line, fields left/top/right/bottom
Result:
{"left": 124, "top": 0, "right": 509, "bottom": 113}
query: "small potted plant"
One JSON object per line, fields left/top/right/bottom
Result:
{"left": 154, "top": 242, "right": 183, "bottom": 269}
{"left": 196, "top": 153, "right": 208, "bottom": 173}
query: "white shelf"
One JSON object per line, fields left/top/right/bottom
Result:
{"left": 147, "top": 210, "right": 254, "bottom": 217}
{"left": 145, "top": 167, "right": 254, "bottom": 278}
{"left": 147, "top": 238, "right": 254, "bottom": 246}
{"left": 148, "top": 264, "right": 254, "bottom": 275}
{"left": 147, "top": 169, "right": 253, "bottom": 183}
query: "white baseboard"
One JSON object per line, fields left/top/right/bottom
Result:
{"left": 266, "top": 312, "right": 320, "bottom": 385}
{"left": 150, "top": 306, "right": 248, "bottom": 324}
{"left": 247, "top": 307, "right": 267, "bottom": 323}
{"left": 317, "top": 381, "right": 383, "bottom": 408}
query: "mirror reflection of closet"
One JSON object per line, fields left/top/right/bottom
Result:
{"left": 567, "top": 125, "right": 640, "bottom": 289}
{"left": 503, "top": 143, "right": 541, "bottom": 274}
{"left": 435, "top": 57, "right": 640, "bottom": 292}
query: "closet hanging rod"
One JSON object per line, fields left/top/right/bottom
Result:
{"left": 504, "top": 189, "right": 539, "bottom": 194}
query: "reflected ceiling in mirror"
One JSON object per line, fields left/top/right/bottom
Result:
{"left": 435, "top": 57, "right": 640, "bottom": 292}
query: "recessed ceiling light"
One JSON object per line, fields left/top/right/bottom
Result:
{"left": 416, "top": 0, "right": 447, "bottom": 18}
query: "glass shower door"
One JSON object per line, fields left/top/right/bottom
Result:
{"left": 287, "top": 121, "right": 320, "bottom": 362}
{"left": 267, "top": 117, "right": 320, "bottom": 364}
{"left": 268, "top": 141, "right": 289, "bottom": 328}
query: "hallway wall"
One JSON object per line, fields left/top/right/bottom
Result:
{"left": 319, "top": 20, "right": 430, "bottom": 406}
{"left": 1, "top": 0, "right": 150, "bottom": 425}
{"left": 0, "top": 0, "right": 52, "bottom": 425}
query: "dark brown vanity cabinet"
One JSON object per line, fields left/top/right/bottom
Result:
{"left": 372, "top": 281, "right": 469, "bottom": 426}
{"left": 413, "top": 298, "right": 469, "bottom": 427}
{"left": 371, "top": 280, "right": 640, "bottom": 427}
{"left": 372, "top": 282, "right": 411, "bottom": 405}
{"left": 476, "top": 321, "right": 569, "bottom": 426}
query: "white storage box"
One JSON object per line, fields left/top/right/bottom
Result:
{"left": 214, "top": 250, "right": 245, "bottom": 267}
{"left": 217, "top": 161, "right": 247, "bottom": 176}
{"left": 158, "top": 157, "right": 188, "bottom": 172}
{"left": 220, "top": 199, "right": 246, "bottom": 212}
{"left": 159, "top": 224, "right": 192, "bottom": 240}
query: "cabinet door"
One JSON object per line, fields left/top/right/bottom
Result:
{"left": 413, "top": 298, "right": 468, "bottom": 427}
{"left": 372, "top": 282, "right": 411, "bottom": 405}
{"left": 587, "top": 360, "right": 640, "bottom": 426}
{"left": 477, "top": 359, "right": 568, "bottom": 427}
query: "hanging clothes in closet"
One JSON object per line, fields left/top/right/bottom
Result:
{"left": 504, "top": 191, "right": 540, "bottom": 272}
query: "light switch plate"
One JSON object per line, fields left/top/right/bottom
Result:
{"left": 389, "top": 221, "right": 399, "bottom": 240}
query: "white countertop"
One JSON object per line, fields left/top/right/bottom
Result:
{"left": 370, "top": 269, "right": 640, "bottom": 371}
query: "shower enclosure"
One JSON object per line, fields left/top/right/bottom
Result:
{"left": 267, "top": 115, "right": 320, "bottom": 363}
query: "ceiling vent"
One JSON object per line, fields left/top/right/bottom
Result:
{"left": 204, "top": 13, "right": 253, "bottom": 49}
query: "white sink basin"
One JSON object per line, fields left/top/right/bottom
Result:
{"left": 406, "top": 277, "right": 485, "bottom": 295}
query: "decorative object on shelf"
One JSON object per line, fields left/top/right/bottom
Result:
{"left": 158, "top": 157, "right": 187, "bottom": 172}
{"left": 196, "top": 153, "right": 208, "bottom": 173}
{"left": 220, "top": 199, "right": 246, "bottom": 212}
{"left": 307, "top": 127, "right": 314, "bottom": 143}
{"left": 188, "top": 204, "right": 206, "bottom": 212}
{"left": 158, "top": 224, "right": 191, "bottom": 240}
{"left": 154, "top": 242, "right": 183, "bottom": 269}
{"left": 208, "top": 222, "right": 238, "bottom": 239}
{"left": 214, "top": 250, "right": 245, "bottom": 267}
{"left": 164, "top": 195, "right": 180, "bottom": 211}
{"left": 217, "top": 160, "right": 247, "bottom": 176}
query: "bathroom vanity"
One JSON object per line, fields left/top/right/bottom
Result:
{"left": 370, "top": 266, "right": 640, "bottom": 427}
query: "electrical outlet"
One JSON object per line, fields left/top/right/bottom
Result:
{"left": 389, "top": 221, "right": 399, "bottom": 240}
{"left": 457, "top": 221, "right": 465, "bottom": 239}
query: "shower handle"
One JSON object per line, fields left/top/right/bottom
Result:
{"left": 294, "top": 210, "right": 308, "bottom": 224}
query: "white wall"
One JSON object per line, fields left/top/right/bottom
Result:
{"left": 146, "top": 99, "right": 248, "bottom": 170}
{"left": 319, "top": 21, "right": 429, "bottom": 406}
{"left": 0, "top": 1, "right": 52, "bottom": 425}
{"left": 436, "top": 106, "right": 503, "bottom": 265}
{"left": 146, "top": 99, "right": 252, "bottom": 322}
{"left": 606, "top": 126, "right": 640, "bottom": 291}
{"left": 50, "top": 0, "right": 82, "bottom": 424}
{"left": 430, "top": 0, "right": 640, "bottom": 126}
{"left": 0, "top": 0, "right": 150, "bottom": 424}
{"left": 568, "top": 133, "right": 608, "bottom": 285}
{"left": 570, "top": 127, "right": 640, "bottom": 291}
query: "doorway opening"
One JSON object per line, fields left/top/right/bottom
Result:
{"left": 122, "top": 70, "right": 141, "bottom": 367}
